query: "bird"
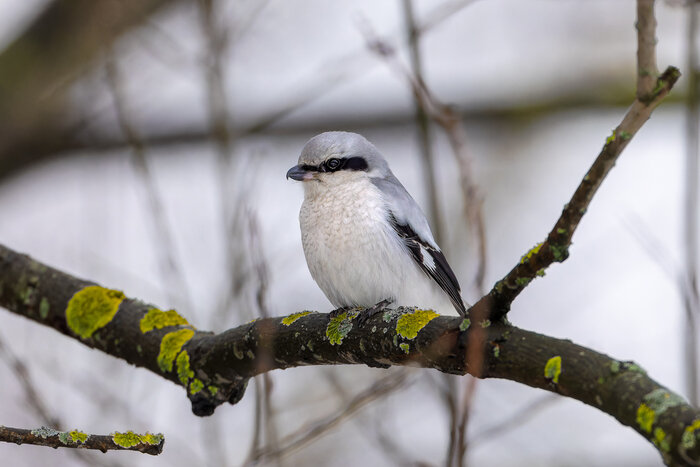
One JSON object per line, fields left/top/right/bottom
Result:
{"left": 286, "top": 131, "right": 467, "bottom": 318}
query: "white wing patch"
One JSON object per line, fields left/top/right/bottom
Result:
{"left": 419, "top": 244, "right": 436, "bottom": 271}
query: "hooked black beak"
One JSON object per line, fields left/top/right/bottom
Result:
{"left": 286, "top": 164, "right": 309, "bottom": 181}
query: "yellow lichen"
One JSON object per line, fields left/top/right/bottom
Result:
{"left": 157, "top": 329, "right": 195, "bottom": 372}
{"left": 544, "top": 356, "right": 562, "bottom": 384}
{"left": 396, "top": 309, "right": 439, "bottom": 340}
{"left": 637, "top": 403, "right": 655, "bottom": 433}
{"left": 282, "top": 311, "right": 313, "bottom": 326}
{"left": 189, "top": 378, "right": 204, "bottom": 394}
{"left": 66, "top": 286, "right": 125, "bottom": 339}
{"left": 176, "top": 350, "right": 194, "bottom": 386}
{"left": 682, "top": 419, "right": 700, "bottom": 449}
{"left": 140, "top": 308, "right": 189, "bottom": 333}
{"left": 520, "top": 242, "right": 543, "bottom": 264}
{"left": 112, "top": 431, "right": 163, "bottom": 448}
{"left": 653, "top": 427, "right": 670, "bottom": 452}
{"left": 69, "top": 430, "right": 88, "bottom": 444}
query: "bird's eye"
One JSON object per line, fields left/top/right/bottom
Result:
{"left": 325, "top": 158, "right": 342, "bottom": 171}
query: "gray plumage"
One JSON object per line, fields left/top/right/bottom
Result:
{"left": 287, "top": 131, "right": 466, "bottom": 316}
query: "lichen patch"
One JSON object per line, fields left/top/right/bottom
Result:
{"left": 282, "top": 311, "right": 313, "bottom": 326}
{"left": 140, "top": 308, "right": 189, "bottom": 333}
{"left": 326, "top": 311, "right": 358, "bottom": 345}
{"left": 396, "top": 308, "right": 438, "bottom": 340}
{"left": 544, "top": 356, "right": 562, "bottom": 384}
{"left": 157, "top": 329, "right": 195, "bottom": 372}
{"left": 637, "top": 403, "right": 655, "bottom": 433}
{"left": 112, "top": 431, "right": 163, "bottom": 448}
{"left": 66, "top": 286, "right": 125, "bottom": 339}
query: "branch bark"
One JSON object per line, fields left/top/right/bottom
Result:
{"left": 0, "top": 425, "right": 164, "bottom": 455}
{"left": 1, "top": 243, "right": 699, "bottom": 465}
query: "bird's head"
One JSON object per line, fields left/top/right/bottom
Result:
{"left": 286, "top": 132, "right": 390, "bottom": 192}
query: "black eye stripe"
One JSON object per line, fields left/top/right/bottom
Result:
{"left": 344, "top": 157, "right": 368, "bottom": 171}
{"left": 319, "top": 156, "right": 368, "bottom": 173}
{"left": 302, "top": 157, "right": 369, "bottom": 173}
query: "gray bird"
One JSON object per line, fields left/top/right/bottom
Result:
{"left": 287, "top": 131, "right": 466, "bottom": 317}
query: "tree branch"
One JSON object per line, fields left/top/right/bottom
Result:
{"left": 0, "top": 425, "right": 164, "bottom": 455}
{"left": 469, "top": 0, "right": 678, "bottom": 322}
{"left": 0, "top": 0, "right": 177, "bottom": 178}
{"left": 470, "top": 64, "right": 678, "bottom": 323}
{"left": 1, "top": 243, "right": 699, "bottom": 465}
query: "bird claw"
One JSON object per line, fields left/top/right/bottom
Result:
{"left": 357, "top": 298, "right": 393, "bottom": 327}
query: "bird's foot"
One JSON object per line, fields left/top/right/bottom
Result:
{"left": 357, "top": 298, "right": 394, "bottom": 327}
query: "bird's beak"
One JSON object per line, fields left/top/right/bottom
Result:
{"left": 286, "top": 164, "right": 312, "bottom": 181}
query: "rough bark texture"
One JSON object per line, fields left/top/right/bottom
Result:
{"left": 1, "top": 243, "right": 699, "bottom": 465}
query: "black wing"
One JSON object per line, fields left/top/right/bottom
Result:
{"left": 389, "top": 214, "right": 467, "bottom": 316}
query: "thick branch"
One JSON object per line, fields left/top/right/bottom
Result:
{"left": 1, "top": 243, "right": 699, "bottom": 465}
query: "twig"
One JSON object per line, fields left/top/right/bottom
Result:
{"left": 249, "top": 372, "right": 409, "bottom": 463}
{"left": 0, "top": 426, "right": 164, "bottom": 455}
{"left": 683, "top": 0, "right": 700, "bottom": 407}
{"left": 361, "top": 21, "right": 487, "bottom": 296}
{"left": 403, "top": 0, "right": 442, "bottom": 244}
{"left": 362, "top": 16, "right": 488, "bottom": 466}
{"left": 465, "top": 0, "right": 680, "bottom": 322}
{"left": 468, "top": 394, "right": 560, "bottom": 445}
{"left": 637, "top": 0, "right": 659, "bottom": 101}
{"left": 0, "top": 334, "right": 124, "bottom": 467}
{"left": 0, "top": 335, "right": 60, "bottom": 427}
{"left": 105, "top": 52, "right": 192, "bottom": 312}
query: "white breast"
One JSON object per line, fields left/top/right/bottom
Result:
{"left": 299, "top": 175, "right": 455, "bottom": 314}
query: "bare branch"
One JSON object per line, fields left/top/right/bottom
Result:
{"left": 637, "top": 0, "right": 659, "bottom": 100}
{"left": 0, "top": 426, "right": 164, "bottom": 455}
{"left": 683, "top": 0, "right": 700, "bottom": 407}
{"left": 105, "top": 52, "right": 192, "bottom": 312}
{"left": 402, "top": 0, "right": 442, "bottom": 244}
{"left": 249, "top": 372, "right": 409, "bottom": 463}
{"left": 469, "top": 394, "right": 560, "bottom": 445}
{"left": 0, "top": 0, "right": 178, "bottom": 178}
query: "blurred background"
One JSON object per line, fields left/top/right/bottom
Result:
{"left": 0, "top": 0, "right": 696, "bottom": 465}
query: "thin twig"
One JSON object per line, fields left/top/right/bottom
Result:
{"left": 361, "top": 22, "right": 488, "bottom": 296}
{"left": 468, "top": 394, "right": 560, "bottom": 444}
{"left": 0, "top": 426, "right": 164, "bottom": 455}
{"left": 362, "top": 17, "right": 489, "bottom": 466}
{"left": 403, "top": 0, "right": 442, "bottom": 244}
{"left": 463, "top": 5, "right": 680, "bottom": 321}
{"left": 249, "top": 372, "right": 409, "bottom": 463}
{"left": 683, "top": 0, "right": 700, "bottom": 406}
{"left": 105, "top": 52, "right": 192, "bottom": 312}
{"left": 0, "top": 336, "right": 59, "bottom": 427}
{"left": 0, "top": 335, "right": 124, "bottom": 467}
{"left": 637, "top": 0, "right": 659, "bottom": 100}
